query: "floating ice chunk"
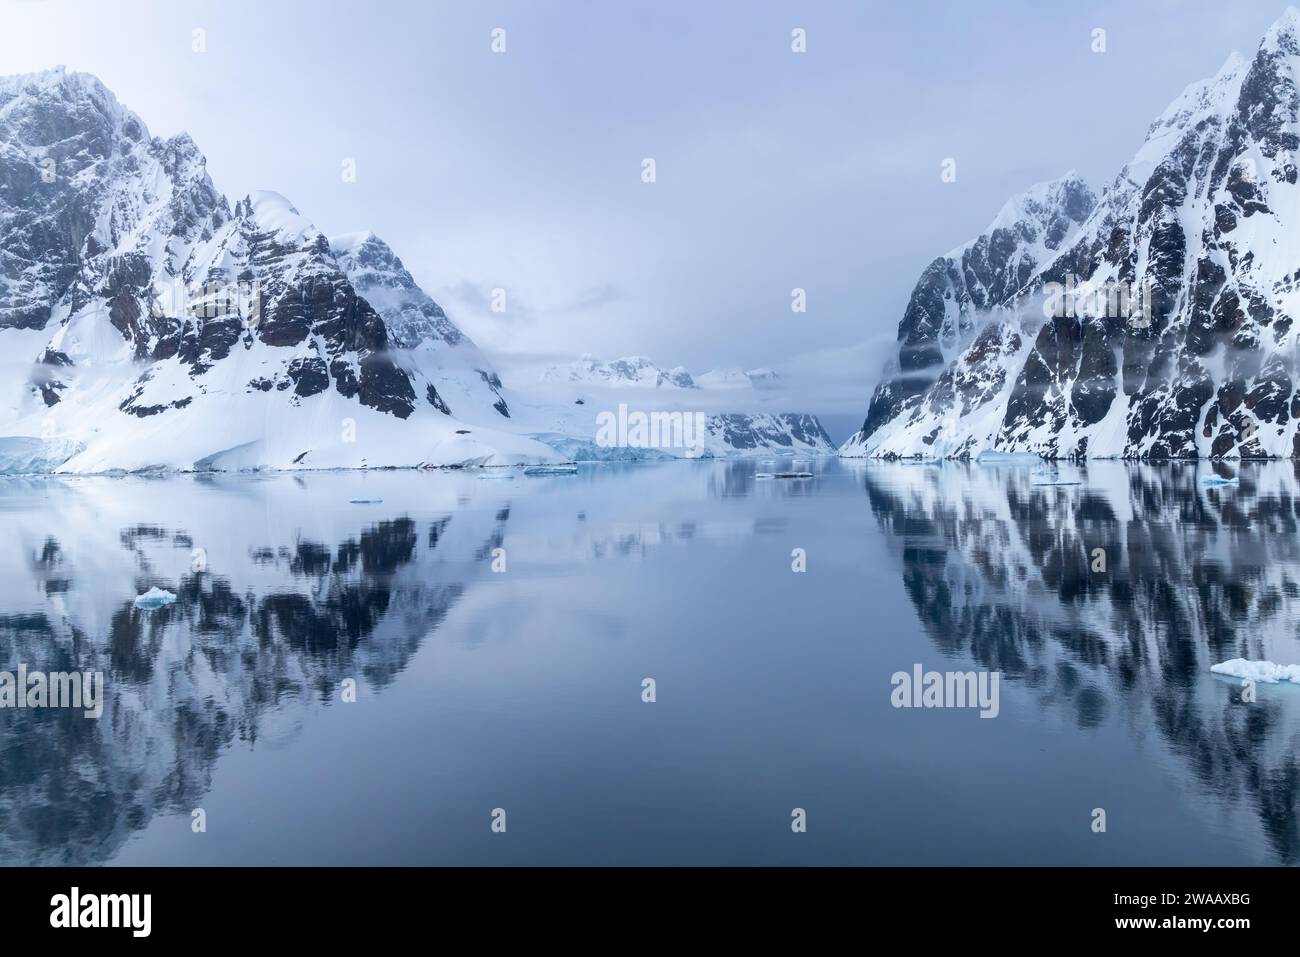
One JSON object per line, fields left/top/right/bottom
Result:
{"left": 476, "top": 471, "right": 516, "bottom": 480}
{"left": 773, "top": 471, "right": 813, "bottom": 479}
{"left": 1211, "top": 659, "right": 1300, "bottom": 684}
{"left": 1199, "top": 475, "right": 1239, "bottom": 487}
{"left": 976, "top": 450, "right": 1042, "bottom": 465}
{"left": 1028, "top": 463, "right": 1083, "bottom": 485}
{"left": 524, "top": 464, "right": 578, "bottom": 476}
{"left": 134, "top": 587, "right": 177, "bottom": 610}
{"left": 755, "top": 472, "right": 775, "bottom": 479}
{"left": 348, "top": 498, "right": 383, "bottom": 504}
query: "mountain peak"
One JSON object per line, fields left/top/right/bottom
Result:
{"left": 243, "top": 190, "right": 321, "bottom": 245}
{"left": 0, "top": 66, "right": 119, "bottom": 110}
{"left": 330, "top": 230, "right": 408, "bottom": 283}
{"left": 330, "top": 231, "right": 379, "bottom": 256}
{"left": 1218, "top": 50, "right": 1249, "bottom": 78}
{"left": 1262, "top": 5, "right": 1300, "bottom": 49}
{"left": 979, "top": 171, "right": 1094, "bottom": 238}
{"left": 0, "top": 66, "right": 143, "bottom": 142}
{"left": 1, "top": 65, "right": 73, "bottom": 93}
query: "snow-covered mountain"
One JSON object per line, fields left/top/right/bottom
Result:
{"left": 329, "top": 231, "right": 514, "bottom": 423}
{"left": 542, "top": 354, "right": 698, "bottom": 390}
{"left": 544, "top": 355, "right": 784, "bottom": 394}
{"left": 0, "top": 68, "right": 834, "bottom": 471}
{"left": 526, "top": 353, "right": 834, "bottom": 458}
{"left": 0, "top": 68, "right": 556, "bottom": 472}
{"left": 846, "top": 8, "right": 1300, "bottom": 461}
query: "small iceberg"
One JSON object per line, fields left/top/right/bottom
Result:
{"left": 1211, "top": 659, "right": 1300, "bottom": 684}
{"left": 524, "top": 464, "right": 578, "bottom": 476}
{"left": 1029, "top": 465, "right": 1081, "bottom": 486}
{"left": 755, "top": 472, "right": 775, "bottom": 480}
{"left": 476, "top": 471, "right": 515, "bottom": 480}
{"left": 1199, "top": 475, "right": 1239, "bottom": 487}
{"left": 976, "top": 450, "right": 1042, "bottom": 465}
{"left": 773, "top": 471, "right": 813, "bottom": 479}
{"left": 134, "top": 587, "right": 177, "bottom": 610}
{"left": 349, "top": 498, "right": 384, "bottom": 504}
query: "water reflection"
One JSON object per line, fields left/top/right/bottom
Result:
{"left": 0, "top": 480, "right": 508, "bottom": 865}
{"left": 3, "top": 459, "right": 1296, "bottom": 865}
{"left": 859, "top": 460, "right": 1300, "bottom": 863}
{"left": 0, "top": 464, "right": 782, "bottom": 866}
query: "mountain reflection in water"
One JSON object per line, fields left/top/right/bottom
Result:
{"left": 0, "top": 461, "right": 1295, "bottom": 865}
{"left": 860, "top": 460, "right": 1300, "bottom": 864}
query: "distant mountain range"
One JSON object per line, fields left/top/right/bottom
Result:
{"left": 528, "top": 354, "right": 830, "bottom": 459}
{"left": 541, "top": 354, "right": 782, "bottom": 392}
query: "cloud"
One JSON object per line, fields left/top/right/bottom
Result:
{"left": 436, "top": 281, "right": 620, "bottom": 326}
{"left": 438, "top": 280, "right": 537, "bottom": 324}
{"left": 563, "top": 283, "right": 621, "bottom": 314}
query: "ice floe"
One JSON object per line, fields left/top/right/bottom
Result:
{"left": 133, "top": 587, "right": 177, "bottom": 610}
{"left": 1210, "top": 659, "right": 1300, "bottom": 684}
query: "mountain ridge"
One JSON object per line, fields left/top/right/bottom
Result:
{"left": 845, "top": 7, "right": 1300, "bottom": 461}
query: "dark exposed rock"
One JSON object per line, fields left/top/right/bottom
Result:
{"left": 287, "top": 356, "right": 329, "bottom": 398}
{"left": 426, "top": 384, "right": 451, "bottom": 415}
{"left": 358, "top": 355, "right": 415, "bottom": 419}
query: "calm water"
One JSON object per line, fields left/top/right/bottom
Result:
{"left": 0, "top": 459, "right": 1297, "bottom": 866}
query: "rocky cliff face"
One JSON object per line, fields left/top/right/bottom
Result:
{"left": 0, "top": 68, "right": 555, "bottom": 471}
{"left": 330, "top": 231, "right": 513, "bottom": 422}
{"left": 847, "top": 9, "right": 1300, "bottom": 460}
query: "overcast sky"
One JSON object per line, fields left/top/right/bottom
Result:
{"left": 3, "top": 0, "right": 1297, "bottom": 434}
